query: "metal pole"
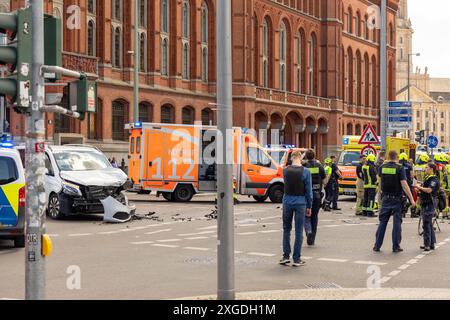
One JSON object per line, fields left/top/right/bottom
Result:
{"left": 380, "top": 0, "right": 387, "bottom": 150}
{"left": 0, "top": 97, "right": 4, "bottom": 134}
{"left": 216, "top": 0, "right": 235, "bottom": 300}
{"left": 407, "top": 54, "right": 410, "bottom": 139}
{"left": 25, "top": 0, "right": 47, "bottom": 300}
{"left": 133, "top": 0, "right": 139, "bottom": 122}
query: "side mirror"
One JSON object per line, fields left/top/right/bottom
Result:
{"left": 44, "top": 168, "right": 49, "bottom": 175}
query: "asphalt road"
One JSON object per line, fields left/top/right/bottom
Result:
{"left": 1, "top": 194, "right": 450, "bottom": 300}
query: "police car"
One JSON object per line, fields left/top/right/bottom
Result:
{"left": 0, "top": 139, "right": 26, "bottom": 248}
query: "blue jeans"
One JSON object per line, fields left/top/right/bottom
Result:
{"left": 282, "top": 203, "right": 306, "bottom": 263}
{"left": 375, "top": 197, "right": 403, "bottom": 250}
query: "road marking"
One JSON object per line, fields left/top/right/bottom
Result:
{"left": 197, "top": 225, "right": 217, "bottom": 230}
{"left": 131, "top": 241, "right": 154, "bottom": 245}
{"left": 415, "top": 254, "right": 426, "bottom": 259}
{"left": 302, "top": 256, "right": 313, "bottom": 260}
{"left": 407, "top": 259, "right": 418, "bottom": 265}
{"left": 145, "top": 229, "right": 172, "bottom": 235}
{"left": 118, "top": 229, "right": 133, "bottom": 232}
{"left": 317, "top": 258, "right": 348, "bottom": 263}
{"left": 68, "top": 233, "right": 93, "bottom": 237}
{"left": 177, "top": 231, "right": 215, "bottom": 237}
{"left": 98, "top": 231, "right": 121, "bottom": 235}
{"left": 380, "top": 276, "right": 391, "bottom": 284}
{"left": 259, "top": 230, "right": 280, "bottom": 234}
{"left": 260, "top": 216, "right": 280, "bottom": 221}
{"left": 321, "top": 225, "right": 341, "bottom": 228}
{"left": 438, "top": 242, "right": 446, "bottom": 246}
{"left": 46, "top": 234, "right": 59, "bottom": 237}
{"left": 184, "top": 247, "right": 211, "bottom": 251}
{"left": 353, "top": 261, "right": 387, "bottom": 266}
{"left": 234, "top": 251, "right": 244, "bottom": 254}
{"left": 247, "top": 252, "right": 276, "bottom": 257}
{"left": 388, "top": 270, "right": 401, "bottom": 277}
{"left": 444, "top": 239, "right": 450, "bottom": 242}
{"left": 157, "top": 239, "right": 181, "bottom": 243}
{"left": 152, "top": 244, "right": 179, "bottom": 248}
{"left": 236, "top": 232, "right": 258, "bottom": 236}
{"left": 398, "top": 264, "right": 410, "bottom": 270}
{"left": 185, "top": 236, "right": 210, "bottom": 240}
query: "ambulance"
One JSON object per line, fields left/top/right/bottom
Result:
{"left": 0, "top": 140, "right": 26, "bottom": 248}
{"left": 127, "top": 123, "right": 284, "bottom": 203}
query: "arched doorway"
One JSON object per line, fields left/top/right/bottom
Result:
{"left": 318, "top": 118, "right": 329, "bottom": 159}
{"left": 269, "top": 113, "right": 283, "bottom": 145}
{"left": 305, "top": 116, "right": 317, "bottom": 149}
{"left": 285, "top": 111, "right": 303, "bottom": 146}
{"left": 255, "top": 111, "right": 269, "bottom": 145}
{"left": 161, "top": 104, "right": 175, "bottom": 123}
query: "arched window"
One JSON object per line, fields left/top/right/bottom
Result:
{"left": 356, "top": 52, "right": 361, "bottom": 106}
{"left": 87, "top": 20, "right": 95, "bottom": 56}
{"left": 347, "top": 48, "right": 354, "bottom": 104}
{"left": 112, "top": 27, "right": 122, "bottom": 68}
{"left": 371, "top": 55, "right": 377, "bottom": 108}
{"left": 355, "top": 11, "right": 361, "bottom": 37}
{"left": 88, "top": 0, "right": 95, "bottom": 14}
{"left": 262, "top": 18, "right": 270, "bottom": 88}
{"left": 309, "top": 34, "right": 317, "bottom": 96}
{"left": 112, "top": 100, "right": 129, "bottom": 141}
{"left": 201, "top": 108, "right": 214, "bottom": 125}
{"left": 139, "top": 0, "right": 146, "bottom": 27}
{"left": 389, "top": 23, "right": 395, "bottom": 46}
{"left": 112, "top": 0, "right": 122, "bottom": 21}
{"left": 364, "top": 55, "right": 370, "bottom": 107}
{"left": 347, "top": 7, "right": 353, "bottom": 33}
{"left": 161, "top": 38, "right": 169, "bottom": 76}
{"left": 139, "top": 102, "right": 153, "bottom": 122}
{"left": 182, "top": 107, "right": 195, "bottom": 124}
{"left": 182, "top": 0, "right": 189, "bottom": 38}
{"left": 161, "top": 104, "right": 175, "bottom": 123}
{"left": 140, "top": 33, "right": 146, "bottom": 72}
{"left": 161, "top": 0, "right": 169, "bottom": 33}
{"left": 364, "top": 15, "right": 369, "bottom": 40}
{"left": 201, "top": 2, "right": 209, "bottom": 82}
{"left": 296, "top": 31, "right": 304, "bottom": 93}
{"left": 182, "top": 43, "right": 189, "bottom": 79}
{"left": 279, "top": 22, "right": 287, "bottom": 91}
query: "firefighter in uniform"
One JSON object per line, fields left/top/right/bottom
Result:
{"left": 323, "top": 158, "right": 333, "bottom": 211}
{"left": 400, "top": 153, "right": 414, "bottom": 217}
{"left": 416, "top": 163, "right": 440, "bottom": 251}
{"left": 373, "top": 151, "right": 415, "bottom": 253}
{"left": 443, "top": 157, "right": 450, "bottom": 218}
{"left": 303, "top": 149, "right": 326, "bottom": 246}
{"left": 362, "top": 154, "right": 378, "bottom": 217}
{"left": 414, "top": 153, "right": 430, "bottom": 184}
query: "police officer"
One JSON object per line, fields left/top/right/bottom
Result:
{"left": 303, "top": 149, "right": 326, "bottom": 246}
{"left": 416, "top": 163, "right": 440, "bottom": 251}
{"left": 400, "top": 153, "right": 414, "bottom": 217}
{"left": 356, "top": 155, "right": 367, "bottom": 216}
{"left": 373, "top": 151, "right": 416, "bottom": 253}
{"left": 362, "top": 154, "right": 378, "bottom": 217}
{"left": 329, "top": 156, "right": 342, "bottom": 212}
{"left": 323, "top": 158, "right": 333, "bottom": 212}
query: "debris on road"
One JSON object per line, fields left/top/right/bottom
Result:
{"left": 205, "top": 209, "right": 218, "bottom": 220}
{"left": 131, "top": 212, "right": 164, "bottom": 222}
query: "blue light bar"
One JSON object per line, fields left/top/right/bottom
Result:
{"left": 0, "top": 142, "right": 14, "bottom": 148}
{"left": 133, "top": 122, "right": 143, "bottom": 128}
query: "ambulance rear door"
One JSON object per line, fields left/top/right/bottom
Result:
{"left": 142, "top": 126, "right": 166, "bottom": 188}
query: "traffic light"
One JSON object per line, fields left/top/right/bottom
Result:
{"left": 0, "top": 8, "right": 32, "bottom": 114}
{"left": 69, "top": 76, "right": 97, "bottom": 121}
{"left": 43, "top": 14, "right": 62, "bottom": 81}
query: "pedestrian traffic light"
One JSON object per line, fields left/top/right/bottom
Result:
{"left": 43, "top": 14, "right": 62, "bottom": 81}
{"left": 0, "top": 8, "right": 32, "bottom": 114}
{"left": 69, "top": 76, "right": 97, "bottom": 121}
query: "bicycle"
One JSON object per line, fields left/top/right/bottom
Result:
{"left": 418, "top": 209, "right": 442, "bottom": 236}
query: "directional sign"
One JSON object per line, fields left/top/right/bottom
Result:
{"left": 389, "top": 101, "right": 412, "bottom": 108}
{"left": 387, "top": 101, "right": 413, "bottom": 131}
{"left": 359, "top": 124, "right": 380, "bottom": 145}
{"left": 428, "top": 135, "right": 439, "bottom": 149}
{"left": 388, "top": 108, "right": 412, "bottom": 116}
{"left": 361, "top": 145, "right": 377, "bottom": 157}
{"left": 388, "top": 116, "right": 412, "bottom": 122}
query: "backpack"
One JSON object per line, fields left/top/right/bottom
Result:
{"left": 438, "top": 189, "right": 447, "bottom": 212}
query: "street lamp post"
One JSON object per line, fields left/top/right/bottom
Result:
{"left": 407, "top": 52, "right": 420, "bottom": 139}
{"left": 133, "top": 0, "right": 139, "bottom": 122}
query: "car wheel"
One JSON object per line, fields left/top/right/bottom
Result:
{"left": 14, "top": 236, "right": 25, "bottom": 248}
{"left": 268, "top": 185, "right": 284, "bottom": 203}
{"left": 173, "top": 185, "right": 195, "bottom": 202}
{"left": 48, "top": 193, "right": 64, "bottom": 220}
{"left": 253, "top": 195, "right": 268, "bottom": 203}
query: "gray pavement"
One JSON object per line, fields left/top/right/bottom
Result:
{"left": 1, "top": 194, "right": 450, "bottom": 300}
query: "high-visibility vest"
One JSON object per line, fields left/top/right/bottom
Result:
{"left": 362, "top": 164, "right": 377, "bottom": 189}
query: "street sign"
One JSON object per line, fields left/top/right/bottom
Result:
{"left": 359, "top": 124, "right": 380, "bottom": 145}
{"left": 387, "top": 101, "right": 413, "bottom": 131}
{"left": 361, "top": 145, "right": 377, "bottom": 157}
{"left": 388, "top": 101, "right": 412, "bottom": 108}
{"left": 428, "top": 135, "right": 439, "bottom": 149}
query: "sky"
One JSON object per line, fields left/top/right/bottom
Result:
{"left": 409, "top": 0, "right": 450, "bottom": 78}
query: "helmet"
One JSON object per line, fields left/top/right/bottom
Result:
{"left": 324, "top": 158, "right": 332, "bottom": 165}
{"left": 399, "top": 153, "right": 409, "bottom": 161}
{"left": 435, "top": 154, "right": 444, "bottom": 163}
{"left": 366, "top": 154, "right": 376, "bottom": 163}
{"left": 419, "top": 153, "right": 430, "bottom": 163}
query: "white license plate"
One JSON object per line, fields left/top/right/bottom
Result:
{"left": 343, "top": 189, "right": 355, "bottom": 195}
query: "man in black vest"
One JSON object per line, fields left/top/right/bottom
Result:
{"left": 303, "top": 149, "right": 326, "bottom": 246}
{"left": 374, "top": 151, "right": 416, "bottom": 253}
{"left": 280, "top": 151, "right": 313, "bottom": 267}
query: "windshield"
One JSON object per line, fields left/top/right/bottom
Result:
{"left": 267, "top": 150, "right": 287, "bottom": 165}
{"left": 53, "top": 149, "right": 112, "bottom": 171}
{"left": 0, "top": 156, "right": 18, "bottom": 185}
{"left": 338, "top": 151, "right": 360, "bottom": 166}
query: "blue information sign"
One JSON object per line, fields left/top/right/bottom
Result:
{"left": 388, "top": 101, "right": 413, "bottom": 108}
{"left": 428, "top": 135, "right": 439, "bottom": 149}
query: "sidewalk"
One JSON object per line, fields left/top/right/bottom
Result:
{"left": 177, "top": 288, "right": 450, "bottom": 300}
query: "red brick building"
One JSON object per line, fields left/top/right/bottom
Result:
{"left": 7, "top": 0, "right": 399, "bottom": 159}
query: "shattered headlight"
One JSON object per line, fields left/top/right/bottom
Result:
{"left": 62, "top": 181, "right": 82, "bottom": 197}
{"left": 122, "top": 179, "right": 132, "bottom": 191}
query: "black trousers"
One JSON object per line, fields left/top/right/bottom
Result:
{"left": 363, "top": 188, "right": 377, "bottom": 215}
{"left": 305, "top": 192, "right": 322, "bottom": 242}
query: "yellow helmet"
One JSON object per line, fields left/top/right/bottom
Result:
{"left": 366, "top": 154, "right": 376, "bottom": 162}
{"left": 324, "top": 158, "right": 332, "bottom": 165}
{"left": 399, "top": 153, "right": 409, "bottom": 161}
{"left": 419, "top": 153, "right": 430, "bottom": 163}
